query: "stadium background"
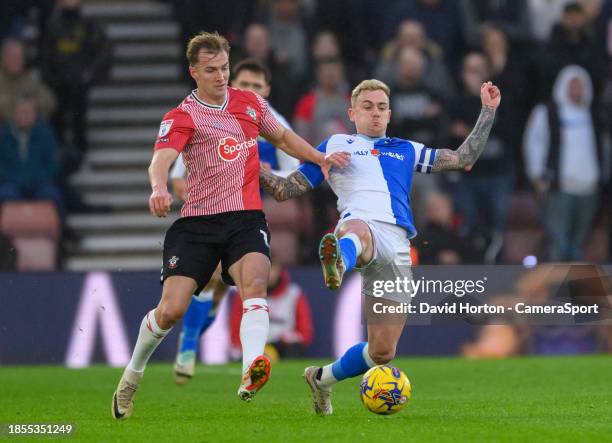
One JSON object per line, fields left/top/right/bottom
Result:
{"left": 0, "top": 0, "right": 611, "bottom": 364}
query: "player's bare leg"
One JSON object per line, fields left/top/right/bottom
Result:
{"left": 319, "top": 219, "right": 374, "bottom": 290}
{"left": 229, "top": 252, "right": 272, "bottom": 401}
{"left": 365, "top": 297, "right": 408, "bottom": 365}
{"left": 112, "top": 276, "right": 196, "bottom": 419}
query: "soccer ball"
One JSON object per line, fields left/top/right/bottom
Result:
{"left": 360, "top": 365, "right": 412, "bottom": 415}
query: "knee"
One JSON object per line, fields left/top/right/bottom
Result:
{"left": 157, "top": 303, "right": 184, "bottom": 329}
{"left": 368, "top": 347, "right": 396, "bottom": 365}
{"left": 355, "top": 228, "right": 372, "bottom": 246}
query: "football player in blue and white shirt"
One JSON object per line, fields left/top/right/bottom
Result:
{"left": 259, "top": 79, "right": 501, "bottom": 415}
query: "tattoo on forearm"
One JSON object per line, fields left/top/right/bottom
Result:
{"left": 432, "top": 105, "right": 496, "bottom": 172}
{"left": 259, "top": 167, "right": 312, "bottom": 201}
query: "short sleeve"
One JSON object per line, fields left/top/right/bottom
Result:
{"left": 297, "top": 138, "right": 328, "bottom": 188}
{"left": 254, "top": 93, "right": 281, "bottom": 138}
{"left": 154, "top": 108, "right": 195, "bottom": 152}
{"left": 412, "top": 141, "right": 437, "bottom": 174}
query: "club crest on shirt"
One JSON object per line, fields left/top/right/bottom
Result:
{"left": 158, "top": 119, "right": 173, "bottom": 137}
{"left": 246, "top": 106, "right": 257, "bottom": 121}
{"left": 168, "top": 256, "right": 179, "bottom": 269}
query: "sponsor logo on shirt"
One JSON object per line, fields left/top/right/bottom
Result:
{"left": 352, "top": 149, "right": 404, "bottom": 161}
{"left": 158, "top": 119, "right": 173, "bottom": 137}
{"left": 381, "top": 151, "right": 404, "bottom": 161}
{"left": 217, "top": 136, "right": 257, "bottom": 161}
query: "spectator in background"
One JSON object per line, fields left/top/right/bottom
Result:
{"left": 230, "top": 258, "right": 314, "bottom": 358}
{"left": 306, "top": 31, "right": 353, "bottom": 85}
{"left": 293, "top": 58, "right": 351, "bottom": 253}
{"left": 388, "top": 47, "right": 443, "bottom": 148}
{"left": 0, "top": 38, "right": 56, "bottom": 123}
{"left": 482, "top": 25, "right": 531, "bottom": 184}
{"left": 259, "top": 0, "right": 308, "bottom": 81}
{"left": 314, "top": 0, "right": 385, "bottom": 77}
{"left": 527, "top": 0, "right": 573, "bottom": 43}
{"left": 375, "top": 20, "right": 453, "bottom": 97}
{"left": 382, "top": 0, "right": 464, "bottom": 68}
{"left": 523, "top": 65, "right": 604, "bottom": 261}
{"left": 241, "top": 23, "right": 295, "bottom": 117}
{"left": 597, "top": 0, "right": 612, "bottom": 59}
{"left": 0, "top": 96, "right": 64, "bottom": 219}
{"left": 540, "top": 2, "right": 605, "bottom": 99}
{"left": 414, "top": 192, "right": 477, "bottom": 265}
{"left": 171, "top": 0, "right": 254, "bottom": 49}
{"left": 0, "top": 1, "right": 28, "bottom": 42}
{"left": 449, "top": 52, "right": 513, "bottom": 263}
{"left": 460, "top": 0, "right": 530, "bottom": 47}
{"left": 293, "top": 58, "right": 352, "bottom": 144}
{"left": 41, "top": 0, "right": 111, "bottom": 156}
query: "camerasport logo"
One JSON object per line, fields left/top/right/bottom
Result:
{"left": 217, "top": 136, "right": 257, "bottom": 161}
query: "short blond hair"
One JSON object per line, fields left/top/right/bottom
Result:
{"left": 186, "top": 31, "right": 230, "bottom": 66}
{"left": 351, "top": 79, "right": 391, "bottom": 106}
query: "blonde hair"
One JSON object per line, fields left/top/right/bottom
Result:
{"left": 351, "top": 79, "right": 391, "bottom": 106}
{"left": 186, "top": 31, "right": 230, "bottom": 66}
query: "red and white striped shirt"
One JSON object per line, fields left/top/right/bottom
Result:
{"left": 154, "top": 87, "right": 281, "bottom": 217}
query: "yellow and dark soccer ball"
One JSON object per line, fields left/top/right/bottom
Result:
{"left": 360, "top": 365, "right": 412, "bottom": 415}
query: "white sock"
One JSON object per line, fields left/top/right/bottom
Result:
{"left": 240, "top": 298, "right": 269, "bottom": 372}
{"left": 318, "top": 344, "right": 375, "bottom": 388}
{"left": 127, "top": 309, "right": 171, "bottom": 372}
{"left": 318, "top": 364, "right": 338, "bottom": 388}
{"left": 362, "top": 344, "right": 376, "bottom": 367}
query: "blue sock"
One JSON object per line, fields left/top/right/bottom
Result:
{"left": 331, "top": 342, "right": 373, "bottom": 381}
{"left": 198, "top": 305, "right": 217, "bottom": 336}
{"left": 338, "top": 234, "right": 361, "bottom": 273}
{"left": 180, "top": 296, "right": 214, "bottom": 353}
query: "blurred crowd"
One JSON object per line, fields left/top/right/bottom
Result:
{"left": 170, "top": 0, "right": 610, "bottom": 265}
{"left": 0, "top": 0, "right": 611, "bottom": 269}
{"left": 0, "top": 0, "right": 111, "bottom": 269}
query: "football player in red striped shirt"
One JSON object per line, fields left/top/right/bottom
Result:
{"left": 112, "top": 31, "right": 349, "bottom": 419}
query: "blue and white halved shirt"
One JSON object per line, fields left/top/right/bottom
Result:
{"left": 298, "top": 133, "right": 437, "bottom": 238}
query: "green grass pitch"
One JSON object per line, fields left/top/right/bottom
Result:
{"left": 1, "top": 356, "right": 611, "bottom": 442}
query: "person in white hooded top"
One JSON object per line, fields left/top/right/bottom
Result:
{"left": 523, "top": 64, "right": 605, "bottom": 261}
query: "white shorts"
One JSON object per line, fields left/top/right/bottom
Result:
{"left": 335, "top": 214, "right": 413, "bottom": 303}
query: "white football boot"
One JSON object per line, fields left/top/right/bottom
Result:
{"left": 303, "top": 366, "right": 333, "bottom": 416}
{"left": 174, "top": 333, "right": 196, "bottom": 385}
{"left": 111, "top": 367, "right": 143, "bottom": 420}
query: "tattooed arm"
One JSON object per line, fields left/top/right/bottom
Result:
{"left": 259, "top": 165, "right": 313, "bottom": 201}
{"left": 432, "top": 82, "right": 501, "bottom": 172}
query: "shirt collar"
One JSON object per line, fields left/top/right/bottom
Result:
{"left": 191, "top": 89, "right": 228, "bottom": 110}
{"left": 355, "top": 133, "right": 386, "bottom": 142}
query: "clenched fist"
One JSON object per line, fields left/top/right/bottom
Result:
{"left": 481, "top": 81, "right": 501, "bottom": 109}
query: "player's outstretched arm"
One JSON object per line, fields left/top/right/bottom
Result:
{"left": 259, "top": 165, "right": 313, "bottom": 201}
{"left": 265, "top": 127, "right": 350, "bottom": 179}
{"left": 432, "top": 82, "right": 501, "bottom": 172}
